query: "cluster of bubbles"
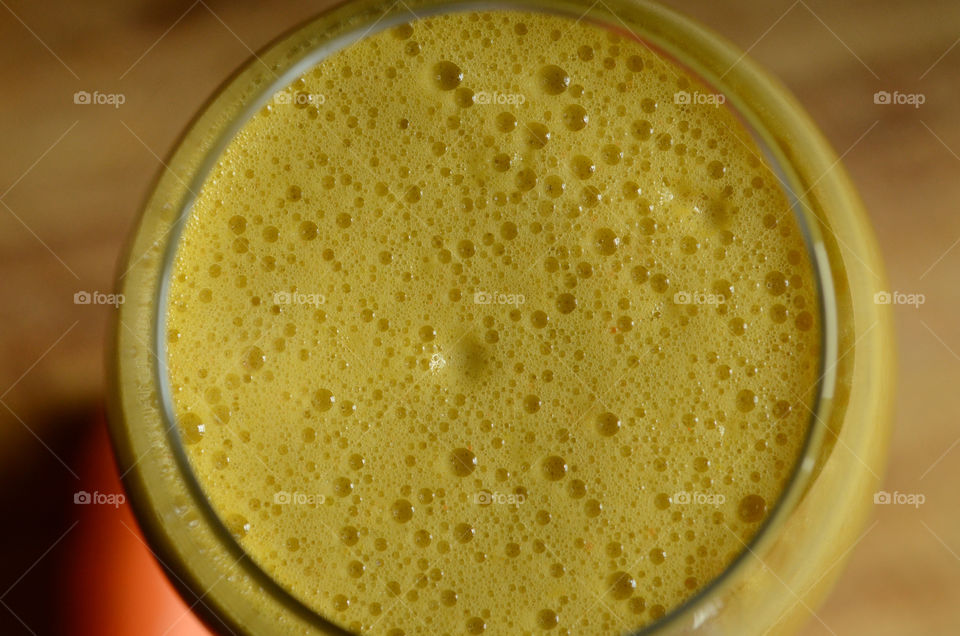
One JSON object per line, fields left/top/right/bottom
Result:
{"left": 165, "top": 10, "right": 821, "bottom": 636}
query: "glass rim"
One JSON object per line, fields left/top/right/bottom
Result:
{"left": 124, "top": 0, "right": 840, "bottom": 633}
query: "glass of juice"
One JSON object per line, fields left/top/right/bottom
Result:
{"left": 109, "top": 0, "right": 894, "bottom": 634}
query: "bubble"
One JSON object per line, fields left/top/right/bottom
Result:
{"left": 538, "top": 608, "right": 559, "bottom": 629}
{"left": 581, "top": 185, "right": 602, "bottom": 208}
{"left": 414, "top": 529, "right": 432, "bottom": 548}
{"left": 585, "top": 499, "right": 602, "bottom": 517}
{"left": 728, "top": 317, "right": 747, "bottom": 336}
{"left": 347, "top": 560, "right": 365, "bottom": 578}
{"left": 496, "top": 112, "right": 518, "bottom": 133}
{"left": 680, "top": 236, "right": 699, "bottom": 255}
{"left": 594, "top": 228, "right": 619, "bottom": 255}
{"left": 500, "top": 222, "right": 518, "bottom": 240}
{"left": 654, "top": 493, "right": 670, "bottom": 510}
{"left": 795, "top": 311, "right": 814, "bottom": 331}
{"left": 225, "top": 513, "right": 249, "bottom": 538}
{"left": 180, "top": 412, "right": 204, "bottom": 444}
{"left": 455, "top": 87, "right": 475, "bottom": 108}
{"left": 568, "top": 479, "right": 586, "bottom": 498}
{"left": 596, "top": 412, "right": 621, "bottom": 436}
{"left": 333, "top": 477, "right": 354, "bottom": 497}
{"left": 299, "top": 221, "right": 318, "bottom": 241}
{"left": 650, "top": 274, "right": 670, "bottom": 294}
{"left": 457, "top": 240, "right": 476, "bottom": 258}
{"left": 339, "top": 525, "right": 359, "bottom": 546}
{"left": 541, "top": 455, "right": 568, "bottom": 480}
{"left": 556, "top": 293, "right": 577, "bottom": 314}
{"left": 493, "top": 153, "right": 512, "bottom": 172}
{"left": 531, "top": 311, "right": 549, "bottom": 329}
{"left": 543, "top": 175, "right": 565, "bottom": 198}
{"left": 433, "top": 61, "right": 463, "bottom": 90}
{"left": 562, "top": 104, "right": 588, "bottom": 131}
{"left": 738, "top": 494, "right": 767, "bottom": 522}
{"left": 228, "top": 215, "right": 247, "bottom": 234}
{"left": 524, "top": 394, "right": 542, "bottom": 413}
{"left": 571, "top": 155, "right": 596, "bottom": 180}
{"left": 736, "top": 389, "right": 757, "bottom": 412}
{"left": 313, "top": 389, "right": 335, "bottom": 412}
{"left": 649, "top": 548, "right": 666, "bottom": 564}
{"left": 466, "top": 617, "right": 486, "bottom": 633}
{"left": 537, "top": 64, "right": 570, "bottom": 95}
{"left": 601, "top": 144, "right": 623, "bottom": 165}
{"left": 765, "top": 271, "right": 788, "bottom": 296}
{"left": 707, "top": 160, "right": 726, "bottom": 179}
{"left": 420, "top": 325, "right": 437, "bottom": 342}
{"left": 524, "top": 122, "right": 551, "bottom": 149}
{"left": 243, "top": 346, "right": 265, "bottom": 371}
{"left": 631, "top": 120, "right": 653, "bottom": 140}
{"left": 391, "top": 499, "right": 414, "bottom": 523}
{"left": 449, "top": 448, "right": 477, "bottom": 476}
{"left": 608, "top": 571, "right": 636, "bottom": 599}
{"left": 454, "top": 522, "right": 475, "bottom": 543}
{"left": 631, "top": 266, "right": 650, "bottom": 285}
{"left": 405, "top": 185, "right": 422, "bottom": 204}
{"left": 773, "top": 400, "right": 792, "bottom": 419}
{"left": 441, "top": 589, "right": 458, "bottom": 606}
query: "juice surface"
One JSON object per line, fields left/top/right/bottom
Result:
{"left": 166, "top": 10, "right": 821, "bottom": 635}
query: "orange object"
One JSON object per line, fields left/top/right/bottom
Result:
{"left": 63, "top": 415, "right": 210, "bottom": 636}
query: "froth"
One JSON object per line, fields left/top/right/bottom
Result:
{"left": 166, "top": 10, "right": 821, "bottom": 635}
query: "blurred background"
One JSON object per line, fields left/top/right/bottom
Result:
{"left": 0, "top": 0, "right": 957, "bottom": 634}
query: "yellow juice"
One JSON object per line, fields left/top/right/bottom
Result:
{"left": 165, "top": 10, "right": 821, "bottom": 635}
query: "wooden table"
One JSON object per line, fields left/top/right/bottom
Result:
{"left": 0, "top": 0, "right": 957, "bottom": 633}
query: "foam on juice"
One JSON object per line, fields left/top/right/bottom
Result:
{"left": 166, "top": 11, "right": 821, "bottom": 635}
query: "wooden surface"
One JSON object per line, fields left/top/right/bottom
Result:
{"left": 0, "top": 0, "right": 958, "bottom": 634}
